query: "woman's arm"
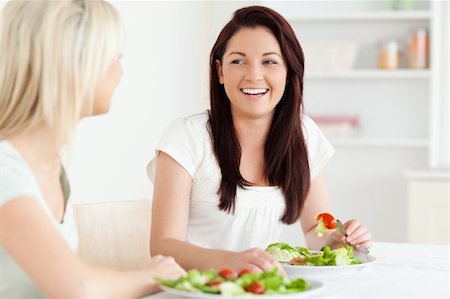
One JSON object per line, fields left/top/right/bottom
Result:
{"left": 150, "top": 152, "right": 280, "bottom": 273}
{"left": 300, "top": 170, "right": 372, "bottom": 250}
{"left": 0, "top": 197, "right": 185, "bottom": 299}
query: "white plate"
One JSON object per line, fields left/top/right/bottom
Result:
{"left": 283, "top": 255, "right": 376, "bottom": 279}
{"left": 160, "top": 280, "right": 323, "bottom": 299}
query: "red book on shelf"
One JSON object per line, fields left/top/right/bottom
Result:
{"left": 310, "top": 115, "right": 360, "bottom": 138}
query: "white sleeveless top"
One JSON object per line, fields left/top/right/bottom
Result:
{"left": 0, "top": 140, "right": 78, "bottom": 299}
{"left": 147, "top": 112, "right": 334, "bottom": 251}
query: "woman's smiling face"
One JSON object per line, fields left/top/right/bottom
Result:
{"left": 216, "top": 26, "right": 288, "bottom": 121}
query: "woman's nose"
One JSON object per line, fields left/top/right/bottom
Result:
{"left": 245, "top": 63, "right": 263, "bottom": 82}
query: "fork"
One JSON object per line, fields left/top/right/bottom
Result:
{"left": 336, "top": 219, "right": 370, "bottom": 255}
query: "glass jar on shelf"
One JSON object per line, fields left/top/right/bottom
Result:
{"left": 408, "top": 29, "right": 429, "bottom": 69}
{"left": 379, "top": 40, "right": 401, "bottom": 70}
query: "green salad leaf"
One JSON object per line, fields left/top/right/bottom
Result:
{"left": 315, "top": 219, "right": 328, "bottom": 237}
{"left": 333, "top": 245, "right": 362, "bottom": 266}
{"left": 266, "top": 242, "right": 302, "bottom": 262}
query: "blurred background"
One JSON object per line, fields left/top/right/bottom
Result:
{"left": 64, "top": 1, "right": 449, "bottom": 245}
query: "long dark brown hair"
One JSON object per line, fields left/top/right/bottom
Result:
{"left": 208, "top": 6, "right": 310, "bottom": 224}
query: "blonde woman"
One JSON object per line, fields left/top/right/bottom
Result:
{"left": 0, "top": 1, "right": 185, "bottom": 298}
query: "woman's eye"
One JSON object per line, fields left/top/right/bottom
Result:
{"left": 264, "top": 60, "right": 278, "bottom": 65}
{"left": 231, "top": 59, "right": 244, "bottom": 65}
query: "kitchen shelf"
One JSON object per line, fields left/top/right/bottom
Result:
{"left": 404, "top": 169, "right": 450, "bottom": 180}
{"left": 305, "top": 69, "right": 431, "bottom": 80}
{"left": 329, "top": 138, "right": 430, "bottom": 148}
{"left": 289, "top": 11, "right": 431, "bottom": 22}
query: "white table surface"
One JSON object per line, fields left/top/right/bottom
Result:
{"left": 143, "top": 242, "right": 450, "bottom": 299}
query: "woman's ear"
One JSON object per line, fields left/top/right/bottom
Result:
{"left": 216, "top": 59, "right": 224, "bottom": 84}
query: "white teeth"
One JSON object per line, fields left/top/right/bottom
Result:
{"left": 241, "top": 88, "right": 268, "bottom": 95}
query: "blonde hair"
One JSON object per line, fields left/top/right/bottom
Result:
{"left": 0, "top": 0, "right": 123, "bottom": 142}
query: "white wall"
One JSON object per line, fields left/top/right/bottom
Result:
{"left": 68, "top": 1, "right": 210, "bottom": 203}
{"left": 205, "top": 1, "right": 257, "bottom": 44}
{"left": 434, "top": 0, "right": 449, "bottom": 168}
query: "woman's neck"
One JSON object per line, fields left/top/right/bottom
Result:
{"left": 7, "top": 125, "right": 62, "bottom": 172}
{"left": 232, "top": 112, "right": 273, "bottom": 148}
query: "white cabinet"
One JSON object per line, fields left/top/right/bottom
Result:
{"left": 405, "top": 171, "right": 449, "bottom": 245}
{"left": 262, "top": 1, "right": 445, "bottom": 242}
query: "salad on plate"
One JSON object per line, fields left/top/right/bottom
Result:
{"left": 157, "top": 267, "right": 322, "bottom": 297}
{"left": 266, "top": 243, "right": 361, "bottom": 266}
{"left": 266, "top": 243, "right": 376, "bottom": 278}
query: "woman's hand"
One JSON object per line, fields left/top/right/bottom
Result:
{"left": 222, "top": 248, "right": 285, "bottom": 275}
{"left": 148, "top": 255, "right": 186, "bottom": 280}
{"left": 329, "top": 219, "right": 372, "bottom": 250}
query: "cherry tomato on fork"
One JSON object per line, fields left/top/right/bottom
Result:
{"left": 218, "top": 268, "right": 234, "bottom": 279}
{"left": 316, "top": 213, "right": 336, "bottom": 229}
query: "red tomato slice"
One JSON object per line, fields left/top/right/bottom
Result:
{"left": 218, "top": 268, "right": 234, "bottom": 279}
{"left": 289, "top": 257, "right": 307, "bottom": 265}
{"left": 317, "top": 213, "right": 336, "bottom": 229}
{"left": 244, "top": 281, "right": 265, "bottom": 294}
{"left": 207, "top": 280, "right": 222, "bottom": 287}
{"left": 238, "top": 269, "right": 252, "bottom": 277}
